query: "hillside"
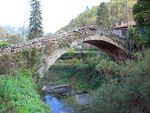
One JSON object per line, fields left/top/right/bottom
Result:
{"left": 58, "top": 0, "right": 136, "bottom": 32}
{"left": 58, "top": 6, "right": 98, "bottom": 32}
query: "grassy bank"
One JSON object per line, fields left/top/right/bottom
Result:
{"left": 0, "top": 69, "right": 49, "bottom": 113}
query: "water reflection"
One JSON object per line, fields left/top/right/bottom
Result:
{"left": 44, "top": 94, "right": 75, "bottom": 113}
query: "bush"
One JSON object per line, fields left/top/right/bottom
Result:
{"left": 96, "top": 59, "right": 120, "bottom": 78}
{"left": 90, "top": 79, "right": 128, "bottom": 113}
{"left": 0, "top": 69, "right": 49, "bottom": 113}
{"left": 125, "top": 26, "right": 147, "bottom": 53}
{"left": 0, "top": 48, "right": 43, "bottom": 77}
{"left": 90, "top": 49, "right": 150, "bottom": 113}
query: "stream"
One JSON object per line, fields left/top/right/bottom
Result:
{"left": 42, "top": 84, "right": 92, "bottom": 113}
{"left": 44, "top": 94, "right": 75, "bottom": 113}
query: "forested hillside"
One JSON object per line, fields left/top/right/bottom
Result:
{"left": 59, "top": 0, "right": 136, "bottom": 32}
{"left": 59, "top": 6, "right": 98, "bottom": 32}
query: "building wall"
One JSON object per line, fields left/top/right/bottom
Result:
{"left": 113, "top": 29, "right": 123, "bottom": 38}
{"left": 113, "top": 28, "right": 127, "bottom": 38}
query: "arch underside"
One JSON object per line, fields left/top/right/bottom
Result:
{"left": 83, "top": 40, "right": 128, "bottom": 60}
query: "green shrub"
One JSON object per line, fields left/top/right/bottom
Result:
{"left": 0, "top": 41, "right": 9, "bottom": 48}
{"left": 123, "top": 49, "right": 150, "bottom": 108}
{"left": 0, "top": 69, "right": 49, "bottom": 113}
{"left": 96, "top": 59, "right": 120, "bottom": 78}
{"left": 90, "top": 79, "right": 128, "bottom": 113}
{"left": 0, "top": 48, "right": 43, "bottom": 76}
{"left": 90, "top": 49, "right": 150, "bottom": 113}
{"left": 125, "top": 26, "right": 147, "bottom": 53}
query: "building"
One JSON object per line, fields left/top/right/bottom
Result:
{"left": 113, "top": 21, "right": 136, "bottom": 38}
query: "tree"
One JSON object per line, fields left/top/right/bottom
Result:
{"left": 133, "top": 0, "right": 150, "bottom": 45}
{"left": 28, "top": 0, "right": 43, "bottom": 40}
{"left": 108, "top": 0, "right": 136, "bottom": 27}
{"left": 108, "top": 0, "right": 126, "bottom": 27}
{"left": 96, "top": 2, "right": 110, "bottom": 29}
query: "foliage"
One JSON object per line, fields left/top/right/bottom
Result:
{"left": 59, "top": 6, "right": 98, "bottom": 32}
{"left": 133, "top": 0, "right": 150, "bottom": 45}
{"left": 59, "top": 50, "right": 99, "bottom": 60}
{"left": 96, "top": 2, "right": 110, "bottom": 29}
{"left": 90, "top": 49, "right": 150, "bottom": 113}
{"left": 0, "top": 41, "right": 9, "bottom": 48}
{"left": 0, "top": 69, "right": 49, "bottom": 113}
{"left": 108, "top": 0, "right": 136, "bottom": 27}
{"left": 59, "top": 0, "right": 136, "bottom": 31}
{"left": 39, "top": 51, "right": 109, "bottom": 89}
{"left": 41, "top": 60, "right": 99, "bottom": 89}
{"left": 125, "top": 26, "right": 147, "bottom": 53}
{"left": 96, "top": 59, "right": 120, "bottom": 78}
{"left": 90, "top": 80, "right": 127, "bottom": 113}
{"left": 28, "top": 0, "right": 43, "bottom": 39}
{"left": 0, "top": 48, "right": 43, "bottom": 78}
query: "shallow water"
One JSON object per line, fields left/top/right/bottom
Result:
{"left": 44, "top": 94, "right": 75, "bottom": 113}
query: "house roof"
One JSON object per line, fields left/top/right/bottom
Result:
{"left": 113, "top": 21, "right": 136, "bottom": 29}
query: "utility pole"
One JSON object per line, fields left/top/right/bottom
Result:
{"left": 126, "top": 0, "right": 129, "bottom": 29}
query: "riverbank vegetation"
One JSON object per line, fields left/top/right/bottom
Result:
{"left": 90, "top": 49, "right": 150, "bottom": 113}
{"left": 39, "top": 49, "right": 110, "bottom": 90}
{"left": 40, "top": 47, "right": 150, "bottom": 113}
{"left": 0, "top": 69, "right": 49, "bottom": 113}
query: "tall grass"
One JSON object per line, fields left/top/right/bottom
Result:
{"left": 0, "top": 69, "right": 49, "bottom": 113}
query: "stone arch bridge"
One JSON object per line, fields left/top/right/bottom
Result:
{"left": 0, "top": 25, "right": 128, "bottom": 77}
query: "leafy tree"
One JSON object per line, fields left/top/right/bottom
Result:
{"left": 28, "top": 0, "right": 43, "bottom": 40}
{"left": 109, "top": 0, "right": 125, "bottom": 26}
{"left": 108, "top": 0, "right": 136, "bottom": 27}
{"left": 133, "top": 0, "right": 150, "bottom": 45}
{"left": 96, "top": 2, "right": 110, "bottom": 29}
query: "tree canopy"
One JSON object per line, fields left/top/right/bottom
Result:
{"left": 28, "top": 0, "right": 43, "bottom": 40}
{"left": 133, "top": 0, "right": 150, "bottom": 45}
{"left": 96, "top": 2, "right": 109, "bottom": 29}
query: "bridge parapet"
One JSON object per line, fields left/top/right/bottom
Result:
{"left": 0, "top": 25, "right": 99, "bottom": 57}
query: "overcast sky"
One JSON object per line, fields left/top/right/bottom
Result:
{"left": 0, "top": 0, "right": 109, "bottom": 33}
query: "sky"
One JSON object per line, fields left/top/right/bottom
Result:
{"left": 0, "top": 0, "right": 109, "bottom": 33}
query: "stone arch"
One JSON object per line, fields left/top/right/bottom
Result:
{"left": 83, "top": 40, "right": 127, "bottom": 60}
{"left": 38, "top": 35, "right": 127, "bottom": 78}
